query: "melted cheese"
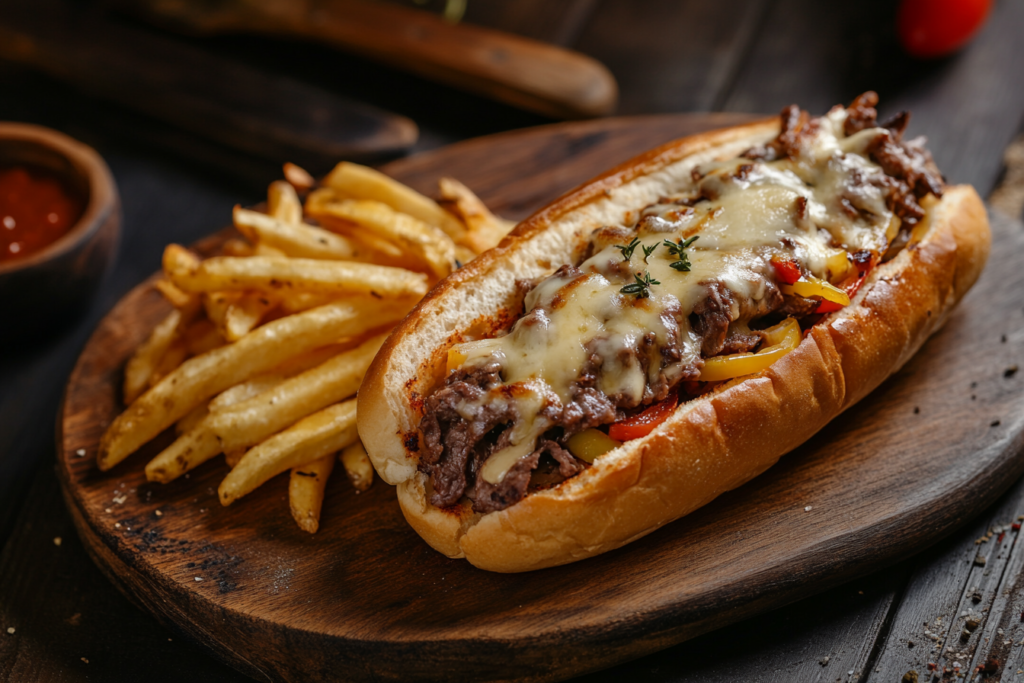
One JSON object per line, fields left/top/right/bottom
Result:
{"left": 455, "top": 107, "right": 901, "bottom": 485}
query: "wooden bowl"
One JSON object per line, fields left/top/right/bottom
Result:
{"left": 0, "top": 123, "right": 120, "bottom": 346}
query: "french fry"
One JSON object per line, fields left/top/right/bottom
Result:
{"left": 208, "top": 377, "right": 284, "bottom": 413}
{"left": 340, "top": 225, "right": 415, "bottom": 268}
{"left": 289, "top": 453, "right": 335, "bottom": 533}
{"left": 321, "top": 162, "right": 466, "bottom": 243}
{"left": 283, "top": 162, "right": 314, "bottom": 193}
{"left": 219, "top": 400, "right": 358, "bottom": 506}
{"left": 276, "top": 290, "right": 342, "bottom": 314}
{"left": 305, "top": 198, "right": 456, "bottom": 279}
{"left": 258, "top": 342, "right": 356, "bottom": 380}
{"left": 153, "top": 279, "right": 197, "bottom": 309}
{"left": 149, "top": 338, "right": 188, "bottom": 388}
{"left": 176, "top": 402, "right": 209, "bottom": 436}
{"left": 182, "top": 318, "right": 224, "bottom": 356}
{"left": 340, "top": 440, "right": 374, "bottom": 492}
{"left": 145, "top": 424, "right": 222, "bottom": 483}
{"left": 208, "top": 333, "right": 385, "bottom": 452}
{"left": 148, "top": 374, "right": 285, "bottom": 483}
{"left": 221, "top": 238, "right": 255, "bottom": 257}
{"left": 202, "top": 291, "right": 240, "bottom": 336}
{"left": 154, "top": 335, "right": 380, "bottom": 483}
{"left": 437, "top": 177, "right": 517, "bottom": 254}
{"left": 267, "top": 180, "right": 303, "bottom": 226}
{"left": 205, "top": 342, "right": 353, "bottom": 413}
{"left": 233, "top": 206, "right": 359, "bottom": 261}
{"left": 225, "top": 448, "right": 246, "bottom": 468}
{"left": 223, "top": 292, "right": 276, "bottom": 341}
{"left": 124, "top": 310, "right": 182, "bottom": 404}
{"left": 163, "top": 245, "right": 429, "bottom": 299}
{"left": 99, "top": 298, "right": 409, "bottom": 471}
{"left": 254, "top": 242, "right": 288, "bottom": 258}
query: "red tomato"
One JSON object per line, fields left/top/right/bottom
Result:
{"left": 898, "top": 0, "right": 992, "bottom": 58}
{"left": 608, "top": 394, "right": 678, "bottom": 442}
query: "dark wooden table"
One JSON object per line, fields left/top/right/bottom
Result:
{"left": 2, "top": 1, "right": 1024, "bottom": 681}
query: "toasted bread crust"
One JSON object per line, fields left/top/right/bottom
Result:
{"left": 358, "top": 120, "right": 991, "bottom": 572}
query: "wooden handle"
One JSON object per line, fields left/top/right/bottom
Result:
{"left": 161, "top": 0, "right": 619, "bottom": 120}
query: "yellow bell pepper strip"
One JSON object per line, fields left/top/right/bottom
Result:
{"left": 566, "top": 429, "right": 622, "bottom": 463}
{"left": 446, "top": 347, "right": 468, "bottom": 373}
{"left": 699, "top": 317, "right": 802, "bottom": 382}
{"left": 779, "top": 277, "right": 851, "bottom": 307}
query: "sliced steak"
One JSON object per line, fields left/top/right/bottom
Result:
{"left": 470, "top": 440, "right": 582, "bottom": 513}
{"left": 719, "top": 333, "right": 763, "bottom": 355}
{"left": 419, "top": 361, "right": 513, "bottom": 508}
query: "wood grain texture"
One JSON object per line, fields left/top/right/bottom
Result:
{"left": 0, "top": 0, "right": 418, "bottom": 166}
{"left": 123, "top": 0, "right": 618, "bottom": 119}
{"left": 461, "top": 0, "right": 601, "bottom": 47}
{"left": 56, "top": 116, "right": 1024, "bottom": 682}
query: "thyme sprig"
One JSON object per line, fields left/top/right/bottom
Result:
{"left": 614, "top": 237, "right": 642, "bottom": 262}
{"left": 620, "top": 270, "right": 660, "bottom": 299}
{"left": 663, "top": 235, "right": 700, "bottom": 272}
{"left": 616, "top": 238, "right": 660, "bottom": 263}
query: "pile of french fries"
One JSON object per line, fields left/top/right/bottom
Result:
{"left": 98, "top": 161, "right": 515, "bottom": 533}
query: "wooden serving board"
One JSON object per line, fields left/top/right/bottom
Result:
{"left": 57, "top": 114, "right": 1024, "bottom": 683}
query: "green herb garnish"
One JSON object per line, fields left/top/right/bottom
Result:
{"left": 620, "top": 270, "right": 660, "bottom": 299}
{"left": 642, "top": 243, "right": 658, "bottom": 263}
{"left": 614, "top": 237, "right": 641, "bottom": 262}
{"left": 663, "top": 235, "right": 699, "bottom": 272}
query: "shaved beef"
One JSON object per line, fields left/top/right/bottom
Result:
{"left": 777, "top": 294, "right": 820, "bottom": 318}
{"left": 691, "top": 282, "right": 734, "bottom": 356}
{"left": 866, "top": 131, "right": 944, "bottom": 200}
{"left": 419, "top": 361, "right": 514, "bottom": 508}
{"left": 743, "top": 104, "right": 816, "bottom": 161}
{"left": 470, "top": 441, "right": 582, "bottom": 513}
{"left": 562, "top": 351, "right": 621, "bottom": 432}
{"left": 719, "top": 333, "right": 763, "bottom": 355}
{"left": 879, "top": 110, "right": 910, "bottom": 138}
{"left": 843, "top": 91, "right": 879, "bottom": 135}
{"left": 691, "top": 281, "right": 783, "bottom": 357}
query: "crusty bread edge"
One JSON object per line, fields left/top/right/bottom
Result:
{"left": 358, "top": 122, "right": 991, "bottom": 572}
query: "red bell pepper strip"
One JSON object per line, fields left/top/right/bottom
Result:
{"left": 771, "top": 257, "right": 802, "bottom": 285}
{"left": 814, "top": 267, "right": 873, "bottom": 313}
{"left": 608, "top": 394, "right": 679, "bottom": 442}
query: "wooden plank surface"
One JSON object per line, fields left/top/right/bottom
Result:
{"left": 49, "top": 116, "right": 1024, "bottom": 683}
{"left": 2, "top": 0, "right": 1024, "bottom": 680}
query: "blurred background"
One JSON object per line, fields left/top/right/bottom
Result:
{"left": 2, "top": 0, "right": 1018, "bottom": 193}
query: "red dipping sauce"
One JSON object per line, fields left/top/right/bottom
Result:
{"left": 0, "top": 165, "right": 84, "bottom": 264}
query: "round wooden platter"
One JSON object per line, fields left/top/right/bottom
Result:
{"left": 58, "top": 114, "right": 1024, "bottom": 683}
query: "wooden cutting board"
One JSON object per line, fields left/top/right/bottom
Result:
{"left": 57, "top": 114, "right": 1024, "bottom": 683}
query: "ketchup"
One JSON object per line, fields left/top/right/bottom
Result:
{"left": 0, "top": 165, "right": 84, "bottom": 264}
